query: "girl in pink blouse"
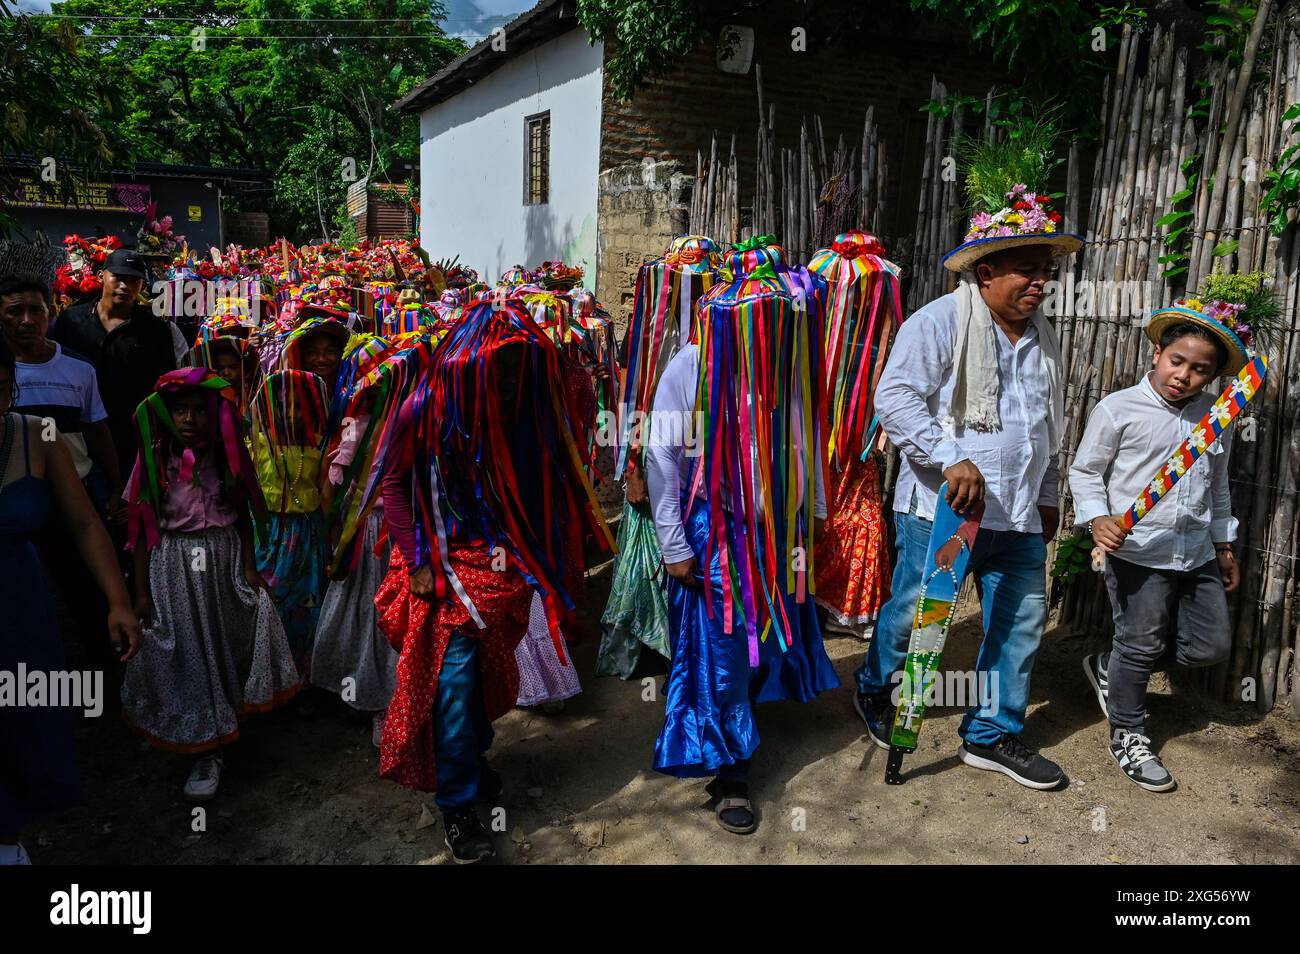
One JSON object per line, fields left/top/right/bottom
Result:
{"left": 120, "top": 369, "right": 299, "bottom": 802}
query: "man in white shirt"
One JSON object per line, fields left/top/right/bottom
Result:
{"left": 1071, "top": 304, "right": 1246, "bottom": 793}
{"left": 852, "top": 241, "right": 1072, "bottom": 790}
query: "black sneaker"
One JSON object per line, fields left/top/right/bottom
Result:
{"left": 442, "top": 807, "right": 495, "bottom": 864}
{"left": 1082, "top": 652, "right": 1110, "bottom": 719}
{"left": 852, "top": 689, "right": 894, "bottom": 751}
{"left": 476, "top": 760, "right": 503, "bottom": 803}
{"left": 959, "top": 735, "right": 1064, "bottom": 790}
{"left": 1109, "top": 727, "right": 1176, "bottom": 792}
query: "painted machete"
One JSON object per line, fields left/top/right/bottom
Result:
{"left": 885, "top": 484, "right": 984, "bottom": 784}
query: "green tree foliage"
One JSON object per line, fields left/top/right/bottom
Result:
{"left": 907, "top": 0, "right": 1147, "bottom": 136}
{"left": 0, "top": 2, "right": 126, "bottom": 232}
{"left": 253, "top": 0, "right": 461, "bottom": 237}
{"left": 41, "top": 0, "right": 464, "bottom": 240}
{"left": 576, "top": 0, "right": 705, "bottom": 102}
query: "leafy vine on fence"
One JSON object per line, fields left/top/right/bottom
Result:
{"left": 1260, "top": 103, "right": 1300, "bottom": 235}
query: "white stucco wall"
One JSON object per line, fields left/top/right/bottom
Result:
{"left": 418, "top": 29, "right": 603, "bottom": 287}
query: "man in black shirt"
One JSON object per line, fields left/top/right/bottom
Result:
{"left": 51, "top": 248, "right": 177, "bottom": 477}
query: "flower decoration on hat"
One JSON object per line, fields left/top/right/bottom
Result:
{"left": 538, "top": 260, "right": 584, "bottom": 291}
{"left": 55, "top": 234, "right": 124, "bottom": 303}
{"left": 941, "top": 116, "right": 1083, "bottom": 273}
{"left": 963, "top": 184, "right": 1063, "bottom": 243}
{"left": 1147, "top": 269, "right": 1279, "bottom": 378}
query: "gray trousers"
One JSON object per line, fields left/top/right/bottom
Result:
{"left": 1102, "top": 556, "right": 1231, "bottom": 730}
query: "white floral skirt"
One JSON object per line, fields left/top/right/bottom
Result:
{"left": 122, "top": 525, "right": 300, "bottom": 752}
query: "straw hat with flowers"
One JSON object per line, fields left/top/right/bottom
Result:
{"left": 942, "top": 127, "right": 1084, "bottom": 273}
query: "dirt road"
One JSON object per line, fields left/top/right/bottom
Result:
{"left": 30, "top": 579, "right": 1300, "bottom": 865}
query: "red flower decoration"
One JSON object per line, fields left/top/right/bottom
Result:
{"left": 1048, "top": 211, "right": 1062, "bottom": 223}
{"left": 831, "top": 240, "right": 863, "bottom": 259}
{"left": 1036, "top": 195, "right": 1050, "bottom": 205}
{"left": 197, "top": 261, "right": 216, "bottom": 279}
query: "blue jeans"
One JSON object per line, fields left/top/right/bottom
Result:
{"left": 855, "top": 507, "right": 1048, "bottom": 747}
{"left": 433, "top": 630, "right": 494, "bottom": 811}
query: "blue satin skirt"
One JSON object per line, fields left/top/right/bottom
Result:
{"left": 653, "top": 496, "right": 839, "bottom": 778}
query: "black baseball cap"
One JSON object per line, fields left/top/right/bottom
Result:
{"left": 102, "top": 249, "right": 149, "bottom": 279}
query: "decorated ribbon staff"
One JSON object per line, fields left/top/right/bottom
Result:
{"left": 644, "top": 243, "right": 837, "bottom": 835}
{"left": 1071, "top": 271, "right": 1273, "bottom": 793}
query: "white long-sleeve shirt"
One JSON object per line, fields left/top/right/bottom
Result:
{"left": 876, "top": 292, "right": 1058, "bottom": 532}
{"left": 1068, "top": 372, "right": 1237, "bottom": 571}
{"left": 645, "top": 344, "right": 827, "bottom": 563}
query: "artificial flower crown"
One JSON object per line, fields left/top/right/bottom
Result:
{"left": 963, "top": 183, "right": 1064, "bottom": 243}
{"left": 54, "top": 233, "right": 124, "bottom": 302}
{"left": 538, "top": 260, "right": 584, "bottom": 291}
{"left": 1170, "top": 298, "right": 1252, "bottom": 349}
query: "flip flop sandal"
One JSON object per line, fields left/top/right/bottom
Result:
{"left": 714, "top": 795, "right": 758, "bottom": 834}
{"left": 706, "top": 779, "right": 758, "bottom": 834}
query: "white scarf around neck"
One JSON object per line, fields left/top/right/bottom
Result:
{"left": 946, "top": 276, "right": 1063, "bottom": 452}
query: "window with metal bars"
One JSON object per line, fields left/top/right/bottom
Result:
{"left": 524, "top": 112, "right": 550, "bottom": 205}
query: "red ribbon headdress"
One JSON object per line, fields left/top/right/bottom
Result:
{"left": 398, "top": 298, "right": 615, "bottom": 662}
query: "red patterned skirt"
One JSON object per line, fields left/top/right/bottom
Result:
{"left": 375, "top": 546, "right": 532, "bottom": 792}
{"left": 815, "top": 455, "right": 891, "bottom": 625}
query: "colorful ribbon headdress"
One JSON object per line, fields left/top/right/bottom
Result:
{"left": 615, "top": 234, "right": 721, "bottom": 478}
{"left": 124, "top": 368, "right": 262, "bottom": 550}
{"left": 690, "top": 266, "right": 826, "bottom": 666}
{"left": 397, "top": 298, "right": 615, "bottom": 662}
{"left": 808, "top": 230, "right": 905, "bottom": 466}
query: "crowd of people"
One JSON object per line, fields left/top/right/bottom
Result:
{"left": 0, "top": 150, "right": 1263, "bottom": 864}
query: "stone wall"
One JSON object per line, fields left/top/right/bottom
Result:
{"left": 595, "top": 157, "right": 693, "bottom": 335}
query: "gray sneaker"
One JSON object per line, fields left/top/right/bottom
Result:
{"left": 1083, "top": 652, "right": 1109, "bottom": 719}
{"left": 1109, "top": 728, "right": 1175, "bottom": 792}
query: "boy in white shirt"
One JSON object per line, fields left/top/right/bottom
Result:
{"left": 1070, "top": 303, "right": 1248, "bottom": 792}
